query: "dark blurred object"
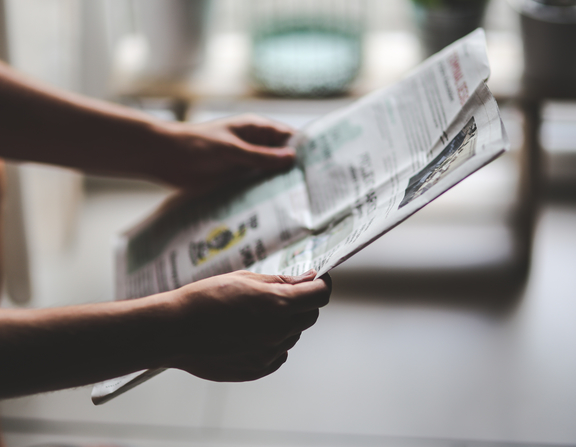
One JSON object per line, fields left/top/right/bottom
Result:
{"left": 540, "top": 101, "right": 576, "bottom": 199}
{"left": 514, "top": 0, "right": 576, "bottom": 99}
{"left": 249, "top": 0, "right": 366, "bottom": 97}
{"left": 411, "top": 0, "right": 490, "bottom": 57}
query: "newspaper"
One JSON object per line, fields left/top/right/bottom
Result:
{"left": 92, "top": 29, "right": 509, "bottom": 404}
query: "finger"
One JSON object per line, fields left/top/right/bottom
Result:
{"left": 319, "top": 273, "right": 332, "bottom": 290}
{"left": 278, "top": 274, "right": 332, "bottom": 314}
{"left": 235, "top": 271, "right": 330, "bottom": 314}
{"left": 250, "top": 352, "right": 289, "bottom": 381}
{"left": 237, "top": 332, "right": 298, "bottom": 372}
{"left": 254, "top": 333, "right": 302, "bottom": 367}
{"left": 226, "top": 350, "right": 290, "bottom": 382}
{"left": 234, "top": 124, "right": 294, "bottom": 147}
{"left": 261, "top": 333, "right": 300, "bottom": 365}
{"left": 265, "top": 311, "right": 318, "bottom": 341}
{"left": 276, "top": 269, "right": 317, "bottom": 285}
{"left": 239, "top": 310, "right": 316, "bottom": 347}
{"left": 287, "top": 309, "right": 320, "bottom": 335}
{"left": 228, "top": 136, "right": 296, "bottom": 169}
{"left": 229, "top": 114, "right": 295, "bottom": 145}
{"left": 250, "top": 269, "right": 316, "bottom": 286}
{"left": 229, "top": 112, "right": 295, "bottom": 131}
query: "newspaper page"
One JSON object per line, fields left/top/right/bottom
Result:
{"left": 92, "top": 29, "right": 509, "bottom": 404}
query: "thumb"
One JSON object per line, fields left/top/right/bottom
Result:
{"left": 278, "top": 269, "right": 317, "bottom": 285}
{"left": 230, "top": 136, "right": 296, "bottom": 169}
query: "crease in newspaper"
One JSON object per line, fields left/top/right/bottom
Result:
{"left": 314, "top": 82, "right": 509, "bottom": 277}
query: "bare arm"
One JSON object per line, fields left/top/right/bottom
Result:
{"left": 0, "top": 270, "right": 331, "bottom": 399}
{"left": 0, "top": 61, "right": 296, "bottom": 193}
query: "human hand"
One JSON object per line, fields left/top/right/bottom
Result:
{"left": 164, "top": 270, "right": 331, "bottom": 382}
{"left": 152, "top": 114, "right": 296, "bottom": 193}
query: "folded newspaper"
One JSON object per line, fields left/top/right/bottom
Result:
{"left": 92, "top": 29, "right": 509, "bottom": 404}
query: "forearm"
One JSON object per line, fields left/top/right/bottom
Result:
{"left": 0, "top": 271, "right": 330, "bottom": 398}
{"left": 0, "top": 61, "right": 296, "bottom": 191}
{"left": 0, "top": 61, "right": 172, "bottom": 182}
{"left": 0, "top": 293, "right": 177, "bottom": 399}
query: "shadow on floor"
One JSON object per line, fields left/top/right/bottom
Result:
{"left": 330, "top": 261, "right": 528, "bottom": 317}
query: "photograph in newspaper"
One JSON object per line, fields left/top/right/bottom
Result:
{"left": 399, "top": 117, "right": 477, "bottom": 208}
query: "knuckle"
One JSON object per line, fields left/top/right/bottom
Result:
{"left": 226, "top": 270, "right": 248, "bottom": 283}
{"left": 265, "top": 290, "right": 291, "bottom": 312}
{"left": 276, "top": 297, "right": 293, "bottom": 314}
{"left": 273, "top": 274, "right": 291, "bottom": 284}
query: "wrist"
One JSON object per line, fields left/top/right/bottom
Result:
{"left": 137, "top": 120, "right": 192, "bottom": 187}
{"left": 116, "top": 291, "right": 183, "bottom": 370}
{"left": 141, "top": 288, "right": 195, "bottom": 369}
{"left": 122, "top": 118, "right": 177, "bottom": 184}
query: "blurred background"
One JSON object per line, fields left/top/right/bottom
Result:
{"left": 1, "top": 1, "right": 576, "bottom": 446}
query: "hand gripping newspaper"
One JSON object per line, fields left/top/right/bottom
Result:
{"left": 92, "top": 29, "right": 509, "bottom": 404}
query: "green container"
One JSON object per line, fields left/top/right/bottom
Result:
{"left": 250, "top": 0, "right": 366, "bottom": 97}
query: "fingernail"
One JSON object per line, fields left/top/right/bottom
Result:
{"left": 276, "top": 147, "right": 296, "bottom": 156}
